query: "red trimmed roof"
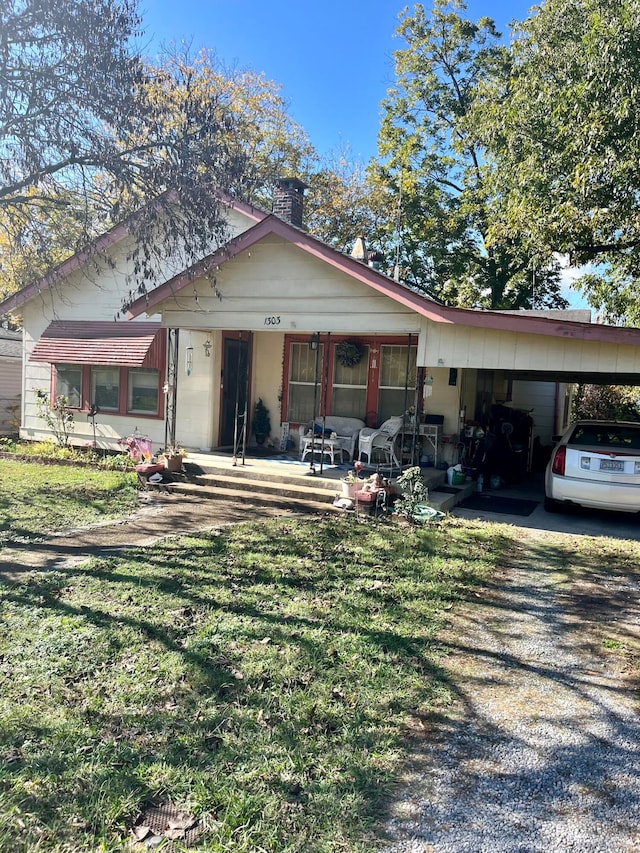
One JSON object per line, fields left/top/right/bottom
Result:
{"left": 127, "top": 214, "right": 640, "bottom": 347}
{"left": 0, "top": 192, "right": 266, "bottom": 317}
{"left": 29, "top": 321, "right": 164, "bottom": 366}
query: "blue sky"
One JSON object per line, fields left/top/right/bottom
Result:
{"left": 139, "top": 1, "right": 588, "bottom": 309}
{"left": 140, "top": 1, "right": 535, "bottom": 161}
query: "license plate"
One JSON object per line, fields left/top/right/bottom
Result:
{"left": 600, "top": 459, "right": 624, "bottom": 471}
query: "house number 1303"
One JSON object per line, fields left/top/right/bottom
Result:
{"left": 263, "top": 316, "right": 281, "bottom": 325}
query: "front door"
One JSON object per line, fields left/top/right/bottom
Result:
{"left": 220, "top": 333, "right": 250, "bottom": 448}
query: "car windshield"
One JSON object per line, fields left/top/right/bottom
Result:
{"left": 570, "top": 424, "right": 640, "bottom": 449}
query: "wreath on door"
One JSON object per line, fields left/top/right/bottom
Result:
{"left": 335, "top": 340, "right": 364, "bottom": 368}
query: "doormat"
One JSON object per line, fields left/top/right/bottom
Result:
{"left": 459, "top": 493, "right": 538, "bottom": 516}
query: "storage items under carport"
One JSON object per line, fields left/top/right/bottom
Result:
{"left": 459, "top": 405, "right": 534, "bottom": 487}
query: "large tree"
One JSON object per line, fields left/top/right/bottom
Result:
{"left": 478, "top": 0, "right": 640, "bottom": 324}
{"left": 374, "top": 0, "right": 567, "bottom": 309}
{"left": 0, "top": 0, "right": 247, "bottom": 303}
{"left": 147, "top": 48, "right": 316, "bottom": 210}
{"left": 303, "top": 149, "right": 396, "bottom": 258}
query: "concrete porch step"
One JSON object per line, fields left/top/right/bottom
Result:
{"left": 428, "top": 480, "right": 476, "bottom": 512}
{"left": 159, "top": 480, "right": 341, "bottom": 514}
{"left": 186, "top": 461, "right": 345, "bottom": 493}
{"left": 187, "top": 472, "right": 340, "bottom": 504}
{"left": 149, "top": 453, "right": 473, "bottom": 515}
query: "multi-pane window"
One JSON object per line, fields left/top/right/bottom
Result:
{"left": 128, "top": 368, "right": 159, "bottom": 414}
{"left": 287, "top": 342, "right": 324, "bottom": 423}
{"left": 332, "top": 345, "right": 369, "bottom": 419}
{"left": 378, "top": 345, "right": 417, "bottom": 424}
{"left": 53, "top": 364, "right": 162, "bottom": 417}
{"left": 91, "top": 367, "right": 120, "bottom": 411}
{"left": 55, "top": 364, "right": 82, "bottom": 408}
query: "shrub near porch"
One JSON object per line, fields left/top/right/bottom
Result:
{"left": 0, "top": 515, "right": 506, "bottom": 852}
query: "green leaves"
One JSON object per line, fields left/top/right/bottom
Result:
{"left": 373, "top": 1, "right": 565, "bottom": 309}
{"left": 479, "top": 0, "right": 640, "bottom": 322}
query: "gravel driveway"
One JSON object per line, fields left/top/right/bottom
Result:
{"left": 380, "top": 526, "right": 640, "bottom": 853}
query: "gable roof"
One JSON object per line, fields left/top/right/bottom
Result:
{"left": 128, "top": 213, "right": 640, "bottom": 348}
{"left": 0, "top": 193, "right": 267, "bottom": 317}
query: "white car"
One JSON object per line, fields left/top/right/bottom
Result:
{"left": 545, "top": 420, "right": 640, "bottom": 513}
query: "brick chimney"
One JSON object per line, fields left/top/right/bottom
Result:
{"left": 272, "top": 177, "right": 308, "bottom": 228}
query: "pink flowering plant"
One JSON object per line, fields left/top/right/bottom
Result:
{"left": 117, "top": 435, "right": 153, "bottom": 462}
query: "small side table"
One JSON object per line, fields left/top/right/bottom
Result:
{"left": 300, "top": 435, "right": 342, "bottom": 465}
{"left": 419, "top": 424, "right": 441, "bottom": 468}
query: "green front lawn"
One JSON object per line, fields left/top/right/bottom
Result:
{"left": 4, "top": 460, "right": 636, "bottom": 852}
{"left": 0, "top": 511, "right": 507, "bottom": 852}
{"left": 0, "top": 459, "right": 139, "bottom": 545}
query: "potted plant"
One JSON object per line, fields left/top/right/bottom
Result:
{"left": 394, "top": 466, "right": 430, "bottom": 523}
{"left": 340, "top": 460, "right": 364, "bottom": 497}
{"left": 160, "top": 444, "right": 186, "bottom": 472}
{"left": 252, "top": 398, "right": 271, "bottom": 446}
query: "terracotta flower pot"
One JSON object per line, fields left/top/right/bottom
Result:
{"left": 164, "top": 454, "right": 184, "bottom": 472}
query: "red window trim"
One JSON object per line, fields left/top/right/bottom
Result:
{"left": 51, "top": 363, "right": 165, "bottom": 420}
{"left": 282, "top": 334, "right": 420, "bottom": 429}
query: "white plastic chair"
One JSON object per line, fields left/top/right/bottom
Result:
{"left": 358, "top": 417, "right": 404, "bottom": 469}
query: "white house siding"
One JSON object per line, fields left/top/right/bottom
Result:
{"left": 0, "top": 357, "right": 21, "bottom": 434}
{"left": 510, "top": 380, "right": 560, "bottom": 446}
{"left": 251, "top": 331, "right": 285, "bottom": 447}
{"left": 159, "top": 235, "right": 421, "bottom": 335}
{"left": 18, "top": 205, "right": 259, "bottom": 452}
{"left": 419, "top": 321, "right": 640, "bottom": 376}
{"left": 169, "top": 328, "right": 217, "bottom": 451}
{"left": 20, "top": 286, "right": 169, "bottom": 449}
{"left": 156, "top": 237, "right": 422, "bottom": 448}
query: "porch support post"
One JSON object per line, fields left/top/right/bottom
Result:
{"left": 232, "top": 331, "right": 248, "bottom": 467}
{"left": 309, "top": 331, "right": 321, "bottom": 475}
{"left": 241, "top": 332, "right": 252, "bottom": 465}
{"left": 319, "top": 331, "right": 331, "bottom": 475}
{"left": 164, "top": 328, "right": 179, "bottom": 450}
{"left": 404, "top": 333, "right": 419, "bottom": 467}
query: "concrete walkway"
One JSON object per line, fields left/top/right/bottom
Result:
{"left": 451, "top": 474, "right": 640, "bottom": 542}
{"left": 0, "top": 492, "right": 297, "bottom": 582}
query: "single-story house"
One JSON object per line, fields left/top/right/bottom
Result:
{"left": 0, "top": 326, "right": 21, "bottom": 435}
{"left": 1, "top": 178, "right": 639, "bottom": 475}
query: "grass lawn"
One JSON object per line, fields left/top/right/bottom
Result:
{"left": 0, "top": 478, "right": 509, "bottom": 852}
{"left": 0, "top": 459, "right": 140, "bottom": 545}
{"left": 3, "top": 461, "right": 637, "bottom": 852}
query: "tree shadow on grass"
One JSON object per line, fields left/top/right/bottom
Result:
{"left": 0, "top": 518, "right": 483, "bottom": 852}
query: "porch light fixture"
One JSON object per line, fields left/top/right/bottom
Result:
{"left": 203, "top": 337, "right": 212, "bottom": 358}
{"left": 185, "top": 345, "right": 194, "bottom": 376}
{"left": 309, "top": 333, "right": 320, "bottom": 351}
